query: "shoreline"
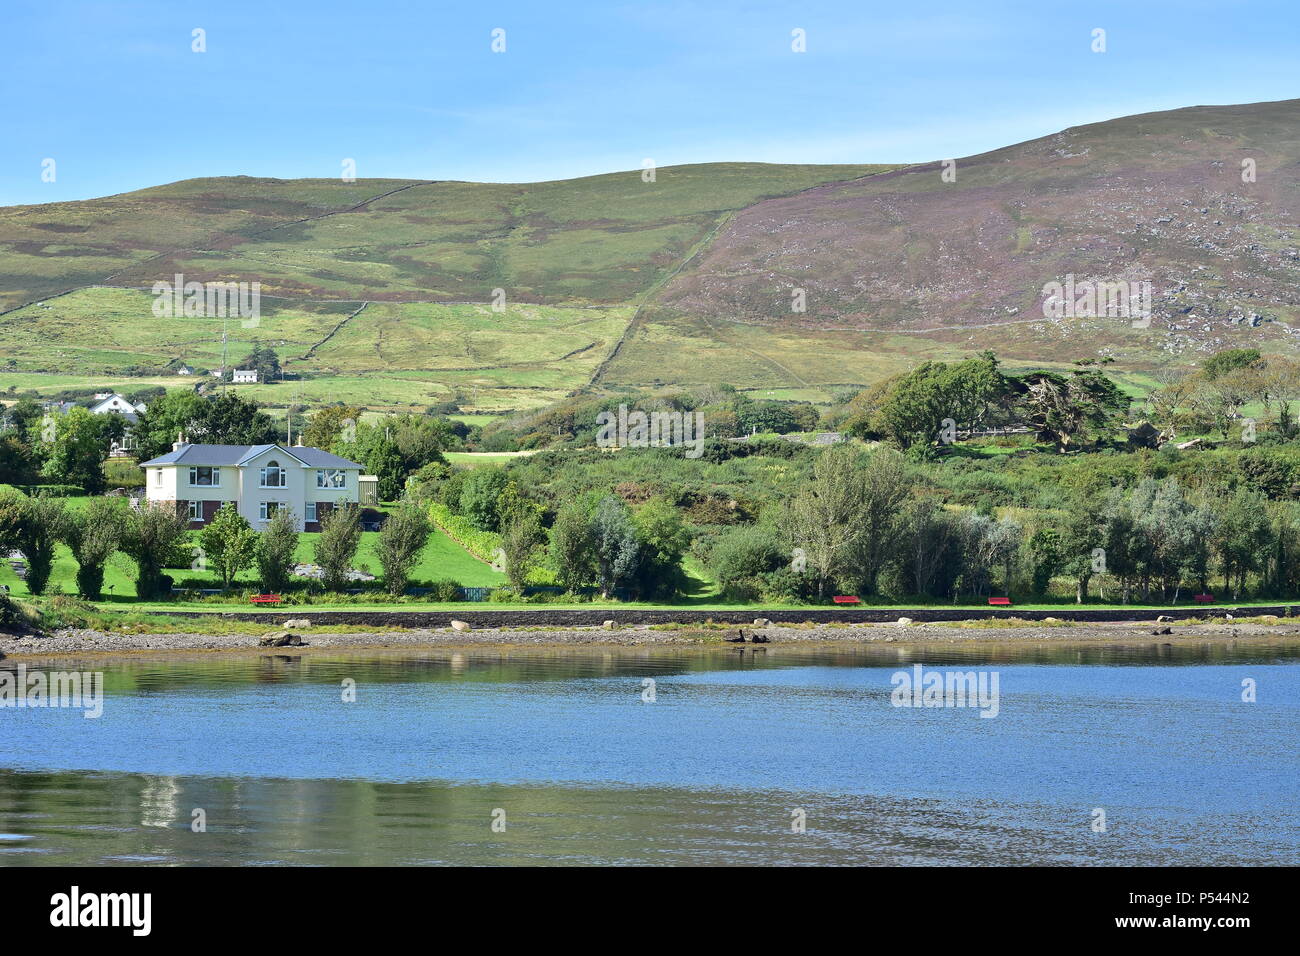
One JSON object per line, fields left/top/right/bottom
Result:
{"left": 5, "top": 618, "right": 1300, "bottom": 660}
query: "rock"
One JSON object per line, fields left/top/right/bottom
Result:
{"left": 283, "top": 619, "right": 311, "bottom": 629}
{"left": 896, "top": 617, "right": 913, "bottom": 626}
{"left": 259, "top": 630, "right": 300, "bottom": 647}
{"left": 884, "top": 635, "right": 896, "bottom": 643}
{"left": 750, "top": 633, "right": 770, "bottom": 644}
{"left": 1042, "top": 617, "right": 1059, "bottom": 623}
{"left": 1155, "top": 615, "right": 1174, "bottom": 623}
{"left": 1224, "top": 614, "right": 1234, "bottom": 621}
{"left": 753, "top": 618, "right": 771, "bottom": 627}
{"left": 602, "top": 620, "right": 616, "bottom": 630}
{"left": 1152, "top": 627, "right": 1173, "bottom": 636}
{"left": 450, "top": 620, "right": 471, "bottom": 632}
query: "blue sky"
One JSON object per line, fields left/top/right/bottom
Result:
{"left": 2, "top": 0, "right": 1297, "bottom": 206}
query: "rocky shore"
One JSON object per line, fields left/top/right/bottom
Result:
{"left": 4, "top": 615, "right": 1300, "bottom": 659}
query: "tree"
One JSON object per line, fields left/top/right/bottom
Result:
{"left": 237, "top": 342, "right": 281, "bottom": 383}
{"left": 0, "top": 492, "right": 63, "bottom": 595}
{"left": 38, "top": 407, "right": 110, "bottom": 493}
{"left": 875, "top": 354, "right": 1010, "bottom": 450}
{"left": 60, "top": 498, "right": 127, "bottom": 599}
{"left": 1059, "top": 491, "right": 1102, "bottom": 603}
{"left": 121, "top": 504, "right": 190, "bottom": 599}
{"left": 896, "top": 499, "right": 960, "bottom": 598}
{"left": 1213, "top": 488, "right": 1272, "bottom": 599}
{"left": 845, "top": 448, "right": 909, "bottom": 595}
{"left": 199, "top": 503, "right": 258, "bottom": 590}
{"left": 1195, "top": 367, "right": 1263, "bottom": 439}
{"left": 316, "top": 503, "right": 362, "bottom": 591}
{"left": 134, "top": 391, "right": 276, "bottom": 460}
{"left": 1202, "top": 348, "right": 1262, "bottom": 381}
{"left": 709, "top": 523, "right": 786, "bottom": 602}
{"left": 589, "top": 496, "right": 641, "bottom": 598}
{"left": 632, "top": 499, "right": 691, "bottom": 599}
{"left": 783, "top": 445, "right": 871, "bottom": 596}
{"left": 0, "top": 435, "right": 37, "bottom": 484}
{"left": 1025, "top": 527, "right": 1064, "bottom": 597}
{"left": 459, "top": 467, "right": 509, "bottom": 532}
{"left": 335, "top": 423, "right": 404, "bottom": 500}
{"left": 549, "top": 501, "right": 595, "bottom": 592}
{"left": 375, "top": 502, "right": 428, "bottom": 595}
{"left": 256, "top": 506, "right": 299, "bottom": 594}
{"left": 132, "top": 390, "right": 207, "bottom": 460}
{"left": 301, "top": 405, "right": 363, "bottom": 450}
{"left": 500, "top": 508, "right": 543, "bottom": 589}
{"left": 390, "top": 414, "right": 451, "bottom": 474}
{"left": 1015, "top": 368, "right": 1128, "bottom": 451}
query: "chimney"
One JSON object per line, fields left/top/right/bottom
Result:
{"left": 172, "top": 430, "right": 187, "bottom": 452}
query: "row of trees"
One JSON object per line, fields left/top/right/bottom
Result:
{"left": 1146, "top": 348, "right": 1300, "bottom": 440}
{"left": 0, "top": 492, "right": 435, "bottom": 600}
{"left": 702, "top": 445, "right": 1296, "bottom": 605}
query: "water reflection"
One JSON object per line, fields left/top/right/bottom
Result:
{"left": 1, "top": 643, "right": 1297, "bottom": 866}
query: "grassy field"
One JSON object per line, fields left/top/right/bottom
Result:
{"left": 0, "top": 289, "right": 635, "bottom": 412}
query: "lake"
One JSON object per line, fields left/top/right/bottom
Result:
{"left": 2, "top": 642, "right": 1297, "bottom": 865}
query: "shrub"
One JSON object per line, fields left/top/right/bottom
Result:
{"left": 198, "top": 503, "right": 258, "bottom": 590}
{"left": 376, "top": 502, "right": 429, "bottom": 595}
{"left": 426, "top": 578, "right": 462, "bottom": 602}
{"left": 256, "top": 506, "right": 299, "bottom": 594}
{"left": 120, "top": 504, "right": 189, "bottom": 599}
{"left": 316, "top": 503, "right": 362, "bottom": 591}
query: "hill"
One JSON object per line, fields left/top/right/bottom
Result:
{"left": 5, "top": 100, "right": 1300, "bottom": 412}
{"left": 0, "top": 163, "right": 891, "bottom": 411}
{"left": 610, "top": 99, "right": 1300, "bottom": 395}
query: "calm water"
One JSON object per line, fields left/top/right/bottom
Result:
{"left": 2, "top": 642, "right": 1298, "bottom": 865}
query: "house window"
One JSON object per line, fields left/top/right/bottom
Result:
{"left": 187, "top": 501, "right": 203, "bottom": 522}
{"left": 259, "top": 460, "right": 286, "bottom": 488}
{"left": 155, "top": 468, "right": 163, "bottom": 486}
{"left": 259, "top": 501, "right": 284, "bottom": 521}
{"left": 305, "top": 502, "right": 317, "bottom": 523}
{"left": 316, "top": 469, "right": 346, "bottom": 489}
{"left": 189, "top": 466, "right": 220, "bottom": 487}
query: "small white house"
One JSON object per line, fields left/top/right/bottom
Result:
{"left": 89, "top": 393, "right": 147, "bottom": 457}
{"left": 138, "top": 437, "right": 365, "bottom": 531}
{"left": 232, "top": 369, "right": 258, "bottom": 384}
{"left": 90, "top": 393, "right": 146, "bottom": 417}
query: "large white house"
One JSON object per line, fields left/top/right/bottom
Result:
{"left": 138, "top": 437, "right": 365, "bottom": 531}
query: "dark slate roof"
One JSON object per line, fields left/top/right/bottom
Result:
{"left": 289, "top": 446, "right": 366, "bottom": 469}
{"left": 138, "top": 443, "right": 363, "bottom": 470}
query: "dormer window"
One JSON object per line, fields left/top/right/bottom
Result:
{"left": 259, "top": 460, "right": 287, "bottom": 488}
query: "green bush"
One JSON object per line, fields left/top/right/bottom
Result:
{"left": 426, "top": 578, "right": 463, "bottom": 602}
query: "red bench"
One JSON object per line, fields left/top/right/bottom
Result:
{"left": 988, "top": 597, "right": 1012, "bottom": 606}
{"left": 832, "top": 595, "right": 861, "bottom": 605}
{"left": 1194, "top": 594, "right": 1215, "bottom": 604}
{"left": 250, "top": 594, "right": 282, "bottom": 604}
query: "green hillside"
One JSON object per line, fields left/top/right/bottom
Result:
{"left": 0, "top": 162, "right": 893, "bottom": 411}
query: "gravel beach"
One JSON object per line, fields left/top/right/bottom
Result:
{"left": 5, "top": 616, "right": 1300, "bottom": 658}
